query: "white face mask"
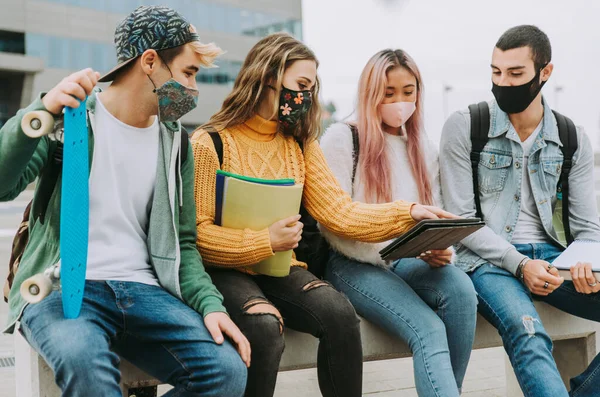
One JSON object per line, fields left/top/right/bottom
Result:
{"left": 378, "top": 101, "right": 416, "bottom": 128}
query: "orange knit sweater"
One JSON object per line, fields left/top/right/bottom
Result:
{"left": 191, "top": 114, "right": 416, "bottom": 272}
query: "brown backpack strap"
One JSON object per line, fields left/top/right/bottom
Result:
{"left": 4, "top": 201, "right": 32, "bottom": 302}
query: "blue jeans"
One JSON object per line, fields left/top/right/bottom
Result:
{"left": 19, "top": 281, "right": 247, "bottom": 397}
{"left": 470, "top": 243, "right": 600, "bottom": 397}
{"left": 325, "top": 250, "right": 478, "bottom": 397}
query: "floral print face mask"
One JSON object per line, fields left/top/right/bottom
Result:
{"left": 277, "top": 86, "right": 312, "bottom": 130}
{"left": 148, "top": 59, "right": 199, "bottom": 122}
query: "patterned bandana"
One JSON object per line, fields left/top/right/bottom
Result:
{"left": 278, "top": 86, "right": 313, "bottom": 130}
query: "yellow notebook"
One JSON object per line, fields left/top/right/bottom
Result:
{"left": 220, "top": 175, "right": 303, "bottom": 277}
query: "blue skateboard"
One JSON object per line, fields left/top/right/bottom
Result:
{"left": 20, "top": 99, "right": 89, "bottom": 319}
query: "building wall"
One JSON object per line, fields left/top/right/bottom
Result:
{"left": 0, "top": 0, "right": 302, "bottom": 128}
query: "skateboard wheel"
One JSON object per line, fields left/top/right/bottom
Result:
{"left": 20, "top": 274, "right": 53, "bottom": 304}
{"left": 21, "top": 111, "right": 54, "bottom": 138}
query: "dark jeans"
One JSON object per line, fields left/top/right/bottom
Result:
{"left": 208, "top": 266, "right": 362, "bottom": 397}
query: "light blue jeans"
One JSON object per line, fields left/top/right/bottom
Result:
{"left": 470, "top": 243, "right": 600, "bottom": 397}
{"left": 325, "top": 250, "right": 478, "bottom": 397}
{"left": 19, "top": 280, "right": 247, "bottom": 397}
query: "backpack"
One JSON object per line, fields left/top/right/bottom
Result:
{"left": 468, "top": 101, "right": 577, "bottom": 245}
{"left": 3, "top": 128, "right": 190, "bottom": 302}
{"left": 206, "top": 124, "right": 359, "bottom": 278}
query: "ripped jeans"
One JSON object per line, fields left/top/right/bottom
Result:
{"left": 207, "top": 266, "right": 362, "bottom": 397}
{"left": 470, "top": 243, "right": 600, "bottom": 397}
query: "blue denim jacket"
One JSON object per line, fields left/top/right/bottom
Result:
{"left": 439, "top": 98, "right": 600, "bottom": 275}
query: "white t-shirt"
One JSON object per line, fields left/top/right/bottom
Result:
{"left": 511, "top": 121, "right": 550, "bottom": 244}
{"left": 83, "top": 95, "right": 160, "bottom": 285}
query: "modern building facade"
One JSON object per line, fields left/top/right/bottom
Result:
{"left": 0, "top": 0, "right": 303, "bottom": 130}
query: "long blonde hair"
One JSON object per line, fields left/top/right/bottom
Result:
{"left": 200, "top": 32, "right": 322, "bottom": 143}
{"left": 355, "top": 49, "right": 433, "bottom": 205}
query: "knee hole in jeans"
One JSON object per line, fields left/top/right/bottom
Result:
{"left": 243, "top": 299, "right": 284, "bottom": 335}
{"left": 302, "top": 280, "right": 331, "bottom": 292}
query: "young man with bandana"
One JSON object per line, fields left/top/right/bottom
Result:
{"left": 0, "top": 6, "right": 249, "bottom": 397}
{"left": 440, "top": 25, "right": 600, "bottom": 397}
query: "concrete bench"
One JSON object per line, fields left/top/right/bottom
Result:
{"left": 14, "top": 301, "right": 598, "bottom": 397}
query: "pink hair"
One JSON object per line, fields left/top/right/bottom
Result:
{"left": 354, "top": 49, "right": 433, "bottom": 205}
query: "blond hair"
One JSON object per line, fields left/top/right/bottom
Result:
{"left": 187, "top": 24, "right": 223, "bottom": 68}
{"left": 200, "top": 32, "right": 322, "bottom": 144}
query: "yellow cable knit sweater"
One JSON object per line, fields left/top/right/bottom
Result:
{"left": 191, "top": 114, "right": 416, "bottom": 273}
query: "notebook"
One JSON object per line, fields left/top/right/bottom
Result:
{"left": 379, "top": 218, "right": 485, "bottom": 261}
{"left": 215, "top": 170, "right": 303, "bottom": 277}
{"left": 551, "top": 241, "right": 600, "bottom": 280}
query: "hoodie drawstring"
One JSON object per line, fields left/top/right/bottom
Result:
{"left": 177, "top": 128, "right": 183, "bottom": 207}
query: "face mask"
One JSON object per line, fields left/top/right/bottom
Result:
{"left": 277, "top": 86, "right": 312, "bottom": 130}
{"left": 379, "top": 101, "right": 416, "bottom": 128}
{"left": 492, "top": 66, "right": 547, "bottom": 114}
{"left": 148, "top": 60, "right": 199, "bottom": 122}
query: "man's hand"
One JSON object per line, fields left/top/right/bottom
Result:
{"left": 204, "top": 312, "right": 251, "bottom": 367}
{"left": 522, "top": 259, "right": 564, "bottom": 296}
{"left": 42, "top": 68, "right": 100, "bottom": 115}
{"left": 419, "top": 248, "right": 453, "bottom": 268}
{"left": 570, "top": 262, "right": 600, "bottom": 294}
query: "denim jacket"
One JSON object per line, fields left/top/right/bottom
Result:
{"left": 439, "top": 98, "right": 600, "bottom": 275}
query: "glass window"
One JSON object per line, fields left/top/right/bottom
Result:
{"left": 195, "top": 1, "right": 212, "bottom": 31}
{"left": 239, "top": 9, "right": 255, "bottom": 32}
{"left": 26, "top": 33, "right": 49, "bottom": 60}
{"left": 211, "top": 3, "right": 227, "bottom": 32}
{"left": 48, "top": 37, "right": 70, "bottom": 69}
{"left": 230, "top": 61, "right": 242, "bottom": 82}
{"left": 225, "top": 5, "right": 242, "bottom": 34}
{"left": 70, "top": 39, "right": 92, "bottom": 70}
{"left": 91, "top": 42, "right": 109, "bottom": 73}
{"left": 0, "top": 30, "right": 25, "bottom": 55}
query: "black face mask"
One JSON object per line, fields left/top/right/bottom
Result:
{"left": 492, "top": 66, "right": 547, "bottom": 114}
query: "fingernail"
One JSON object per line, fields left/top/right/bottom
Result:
{"left": 425, "top": 251, "right": 432, "bottom": 254}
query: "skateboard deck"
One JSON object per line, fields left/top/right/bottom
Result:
{"left": 60, "top": 99, "right": 89, "bottom": 319}
{"left": 19, "top": 99, "right": 89, "bottom": 319}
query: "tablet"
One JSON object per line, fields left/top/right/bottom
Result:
{"left": 379, "top": 218, "right": 485, "bottom": 261}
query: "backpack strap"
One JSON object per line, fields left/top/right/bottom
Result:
{"left": 552, "top": 110, "right": 578, "bottom": 245}
{"left": 348, "top": 124, "right": 360, "bottom": 185}
{"left": 205, "top": 125, "right": 224, "bottom": 168}
{"left": 180, "top": 127, "right": 189, "bottom": 164}
{"left": 33, "top": 142, "right": 63, "bottom": 224}
{"left": 468, "top": 101, "right": 490, "bottom": 220}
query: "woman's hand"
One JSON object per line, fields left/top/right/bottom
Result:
{"left": 410, "top": 205, "right": 459, "bottom": 221}
{"left": 268, "top": 215, "right": 303, "bottom": 252}
{"left": 419, "top": 248, "right": 453, "bottom": 268}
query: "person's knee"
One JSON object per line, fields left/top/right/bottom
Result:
{"left": 42, "top": 322, "right": 113, "bottom": 371}
{"left": 214, "top": 347, "right": 248, "bottom": 397}
{"left": 242, "top": 299, "right": 285, "bottom": 352}
{"left": 40, "top": 323, "right": 120, "bottom": 394}
{"left": 190, "top": 343, "right": 248, "bottom": 397}
{"left": 445, "top": 268, "right": 478, "bottom": 310}
{"left": 302, "top": 281, "right": 359, "bottom": 333}
{"left": 407, "top": 314, "right": 448, "bottom": 354}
